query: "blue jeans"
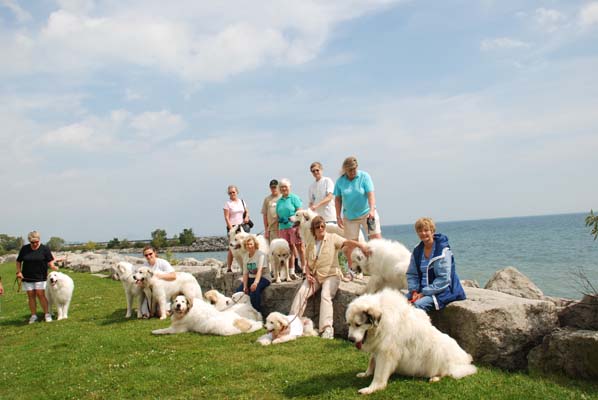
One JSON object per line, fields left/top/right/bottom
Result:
{"left": 236, "top": 277, "right": 270, "bottom": 312}
{"left": 405, "top": 292, "right": 435, "bottom": 312}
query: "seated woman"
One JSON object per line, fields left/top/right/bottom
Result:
{"left": 406, "top": 217, "right": 466, "bottom": 311}
{"left": 289, "top": 216, "right": 368, "bottom": 339}
{"left": 236, "top": 236, "right": 270, "bottom": 313}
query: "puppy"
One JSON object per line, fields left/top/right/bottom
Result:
{"left": 133, "top": 267, "right": 202, "bottom": 320}
{"left": 204, "top": 289, "right": 263, "bottom": 322}
{"left": 111, "top": 261, "right": 146, "bottom": 318}
{"left": 46, "top": 271, "right": 74, "bottom": 320}
{"left": 257, "top": 311, "right": 317, "bottom": 345}
{"left": 152, "top": 294, "right": 263, "bottom": 336}
{"left": 269, "top": 238, "right": 296, "bottom": 283}
{"left": 350, "top": 238, "right": 411, "bottom": 293}
{"left": 346, "top": 288, "right": 476, "bottom": 394}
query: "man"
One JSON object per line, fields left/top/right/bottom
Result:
{"left": 261, "top": 179, "right": 281, "bottom": 243}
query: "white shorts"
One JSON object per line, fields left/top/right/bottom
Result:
{"left": 23, "top": 281, "right": 47, "bottom": 291}
{"left": 344, "top": 210, "right": 382, "bottom": 239}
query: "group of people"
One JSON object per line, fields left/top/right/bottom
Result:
{"left": 12, "top": 155, "right": 465, "bottom": 328}
{"left": 222, "top": 155, "right": 465, "bottom": 338}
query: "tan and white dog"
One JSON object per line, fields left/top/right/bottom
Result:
{"left": 152, "top": 294, "right": 263, "bottom": 336}
{"left": 257, "top": 311, "right": 318, "bottom": 345}
{"left": 203, "top": 289, "right": 262, "bottom": 321}
{"left": 46, "top": 271, "right": 74, "bottom": 320}
{"left": 111, "top": 261, "right": 146, "bottom": 318}
{"left": 269, "top": 238, "right": 297, "bottom": 283}
{"left": 350, "top": 238, "right": 411, "bottom": 293}
{"left": 133, "top": 267, "right": 202, "bottom": 320}
{"left": 346, "top": 289, "right": 476, "bottom": 394}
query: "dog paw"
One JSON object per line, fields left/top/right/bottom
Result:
{"left": 275, "top": 279, "right": 281, "bottom": 284}
{"left": 159, "top": 316, "right": 168, "bottom": 320}
{"left": 356, "top": 372, "right": 371, "bottom": 378}
{"left": 429, "top": 376, "right": 441, "bottom": 383}
{"left": 358, "top": 387, "right": 375, "bottom": 395}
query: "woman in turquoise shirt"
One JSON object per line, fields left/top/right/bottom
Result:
{"left": 276, "top": 178, "right": 306, "bottom": 275}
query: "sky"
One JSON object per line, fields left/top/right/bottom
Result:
{"left": 1, "top": 0, "right": 597, "bottom": 243}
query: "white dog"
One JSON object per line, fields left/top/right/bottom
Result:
{"left": 46, "top": 271, "right": 74, "bottom": 320}
{"left": 203, "top": 290, "right": 262, "bottom": 321}
{"left": 133, "top": 267, "right": 202, "bottom": 320}
{"left": 350, "top": 238, "right": 411, "bottom": 293}
{"left": 269, "top": 238, "right": 297, "bottom": 283}
{"left": 152, "top": 295, "right": 263, "bottom": 336}
{"left": 346, "top": 289, "right": 477, "bottom": 394}
{"left": 111, "top": 261, "right": 146, "bottom": 318}
{"left": 257, "top": 311, "right": 318, "bottom": 345}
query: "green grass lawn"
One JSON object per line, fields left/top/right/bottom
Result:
{"left": 0, "top": 262, "right": 596, "bottom": 400}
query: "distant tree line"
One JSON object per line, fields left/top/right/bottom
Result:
{"left": 0, "top": 228, "right": 197, "bottom": 255}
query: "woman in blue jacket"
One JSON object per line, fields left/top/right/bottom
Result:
{"left": 406, "top": 217, "right": 466, "bottom": 311}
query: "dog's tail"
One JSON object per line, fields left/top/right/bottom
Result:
{"left": 449, "top": 363, "right": 477, "bottom": 379}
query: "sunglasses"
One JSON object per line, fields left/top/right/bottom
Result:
{"left": 228, "top": 191, "right": 237, "bottom": 195}
{"left": 315, "top": 224, "right": 326, "bottom": 229}
{"left": 143, "top": 252, "right": 154, "bottom": 257}
{"left": 30, "top": 240, "right": 40, "bottom": 244}
{"left": 311, "top": 168, "right": 320, "bottom": 173}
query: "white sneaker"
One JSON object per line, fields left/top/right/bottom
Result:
{"left": 321, "top": 326, "right": 334, "bottom": 339}
{"left": 45, "top": 313, "right": 53, "bottom": 322}
{"left": 28, "top": 314, "right": 38, "bottom": 324}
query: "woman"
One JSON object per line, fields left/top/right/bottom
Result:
{"left": 236, "top": 236, "right": 270, "bottom": 313}
{"left": 308, "top": 162, "right": 337, "bottom": 224}
{"left": 16, "top": 231, "right": 58, "bottom": 323}
{"left": 276, "top": 178, "right": 305, "bottom": 274}
{"left": 142, "top": 245, "right": 176, "bottom": 280}
{"left": 289, "top": 216, "right": 369, "bottom": 338}
{"left": 406, "top": 217, "right": 466, "bottom": 311}
{"left": 223, "top": 185, "right": 250, "bottom": 272}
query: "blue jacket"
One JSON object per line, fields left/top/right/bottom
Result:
{"left": 406, "top": 233, "right": 466, "bottom": 310}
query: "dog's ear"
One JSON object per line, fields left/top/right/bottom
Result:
{"left": 117, "top": 263, "right": 127, "bottom": 274}
{"left": 366, "top": 307, "right": 382, "bottom": 326}
{"left": 186, "top": 296, "right": 193, "bottom": 309}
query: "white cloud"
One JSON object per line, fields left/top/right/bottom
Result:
{"left": 579, "top": 2, "right": 598, "bottom": 27}
{"left": 480, "top": 37, "right": 531, "bottom": 51}
{"left": 0, "top": 1, "right": 402, "bottom": 83}
{"left": 0, "top": 0, "right": 32, "bottom": 22}
{"left": 534, "top": 8, "right": 566, "bottom": 32}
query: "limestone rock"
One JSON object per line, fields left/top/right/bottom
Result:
{"left": 431, "top": 287, "right": 558, "bottom": 370}
{"left": 528, "top": 327, "right": 598, "bottom": 379}
{"left": 484, "top": 266, "right": 544, "bottom": 300}
{"left": 558, "top": 294, "right": 598, "bottom": 330}
{"left": 461, "top": 279, "right": 480, "bottom": 288}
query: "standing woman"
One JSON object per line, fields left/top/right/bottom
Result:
{"left": 275, "top": 178, "right": 305, "bottom": 274}
{"left": 16, "top": 231, "right": 58, "bottom": 323}
{"left": 223, "top": 185, "right": 250, "bottom": 272}
{"left": 308, "top": 162, "right": 337, "bottom": 224}
{"left": 236, "top": 236, "right": 270, "bottom": 313}
{"left": 334, "top": 156, "right": 382, "bottom": 264}
{"left": 406, "top": 217, "right": 466, "bottom": 311}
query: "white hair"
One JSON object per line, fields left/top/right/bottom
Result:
{"left": 279, "top": 178, "right": 291, "bottom": 188}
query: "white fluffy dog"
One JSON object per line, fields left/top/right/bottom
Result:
{"left": 133, "top": 267, "right": 202, "bottom": 320}
{"left": 346, "top": 288, "right": 477, "bottom": 394}
{"left": 46, "top": 271, "right": 74, "bottom": 320}
{"left": 152, "top": 295, "right": 263, "bottom": 336}
{"left": 350, "top": 238, "right": 411, "bottom": 293}
{"left": 257, "top": 311, "right": 318, "bottom": 345}
{"left": 203, "top": 290, "right": 262, "bottom": 321}
{"left": 111, "top": 261, "right": 146, "bottom": 318}
{"left": 269, "top": 238, "right": 297, "bottom": 283}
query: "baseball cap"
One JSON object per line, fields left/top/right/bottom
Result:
{"left": 269, "top": 179, "right": 278, "bottom": 187}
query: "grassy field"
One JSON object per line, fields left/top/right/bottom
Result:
{"left": 0, "top": 262, "right": 596, "bottom": 400}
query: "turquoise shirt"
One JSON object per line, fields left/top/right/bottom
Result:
{"left": 333, "top": 170, "right": 374, "bottom": 220}
{"left": 276, "top": 193, "right": 302, "bottom": 229}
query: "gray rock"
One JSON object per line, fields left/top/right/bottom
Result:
{"left": 484, "top": 266, "right": 544, "bottom": 300}
{"left": 3, "top": 254, "right": 17, "bottom": 263}
{"left": 430, "top": 287, "right": 558, "bottom": 370}
{"left": 558, "top": 294, "right": 598, "bottom": 330}
{"left": 461, "top": 279, "right": 480, "bottom": 288}
{"left": 528, "top": 328, "right": 598, "bottom": 379}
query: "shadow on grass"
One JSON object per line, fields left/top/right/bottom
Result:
{"left": 0, "top": 315, "right": 28, "bottom": 327}
{"left": 283, "top": 370, "right": 414, "bottom": 397}
{"left": 96, "top": 309, "right": 140, "bottom": 325}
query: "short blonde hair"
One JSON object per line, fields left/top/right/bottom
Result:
{"left": 243, "top": 236, "right": 259, "bottom": 250}
{"left": 341, "top": 156, "right": 358, "bottom": 175}
{"left": 28, "top": 231, "right": 41, "bottom": 242}
{"left": 414, "top": 217, "right": 436, "bottom": 233}
{"left": 310, "top": 161, "right": 323, "bottom": 172}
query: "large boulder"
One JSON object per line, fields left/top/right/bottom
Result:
{"left": 528, "top": 328, "right": 598, "bottom": 379}
{"left": 430, "top": 287, "right": 558, "bottom": 370}
{"left": 558, "top": 294, "right": 598, "bottom": 330}
{"left": 484, "top": 266, "right": 544, "bottom": 300}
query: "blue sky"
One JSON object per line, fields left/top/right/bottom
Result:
{"left": 1, "top": 0, "right": 597, "bottom": 242}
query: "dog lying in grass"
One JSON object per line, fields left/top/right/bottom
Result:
{"left": 152, "top": 294, "right": 263, "bottom": 336}
{"left": 203, "top": 289, "right": 262, "bottom": 321}
{"left": 257, "top": 311, "right": 317, "bottom": 345}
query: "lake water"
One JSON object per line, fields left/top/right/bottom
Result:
{"left": 170, "top": 213, "right": 597, "bottom": 299}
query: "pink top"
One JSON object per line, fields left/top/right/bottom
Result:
{"left": 224, "top": 199, "right": 245, "bottom": 225}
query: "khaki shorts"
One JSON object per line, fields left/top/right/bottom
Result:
{"left": 343, "top": 210, "right": 381, "bottom": 239}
